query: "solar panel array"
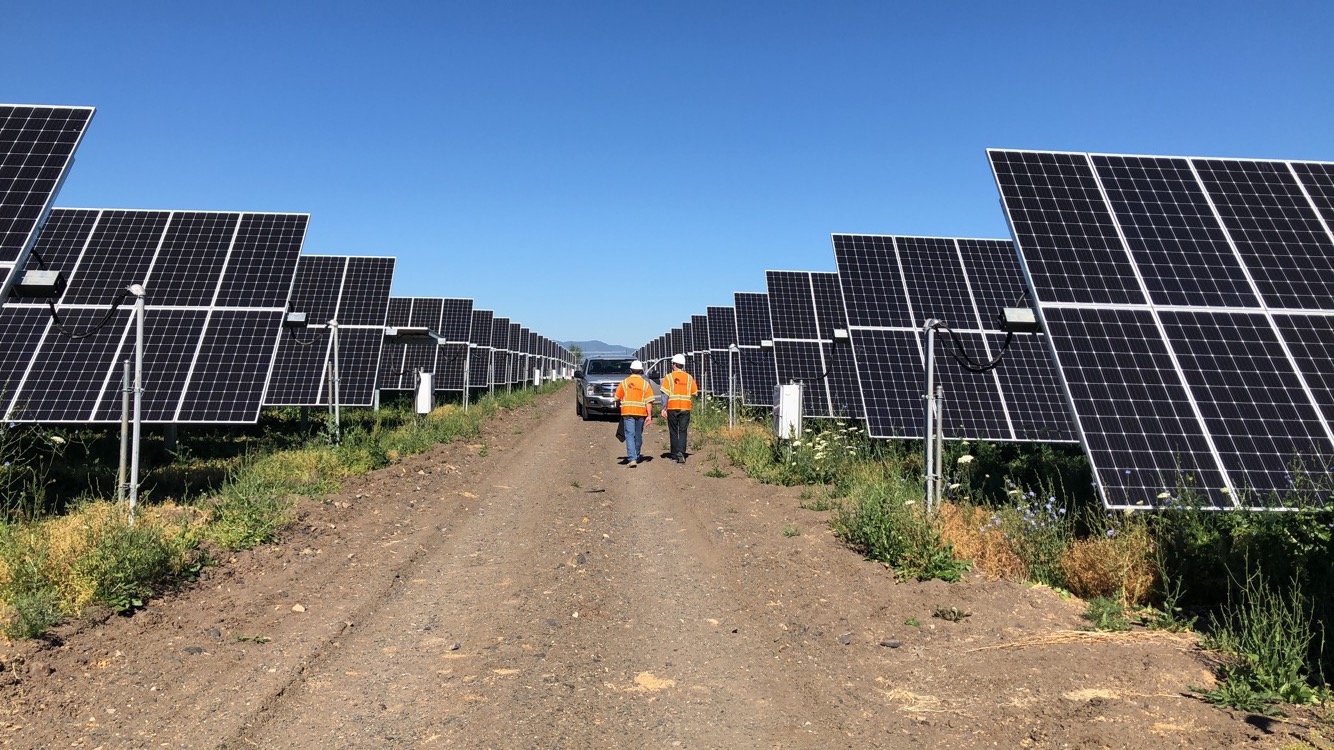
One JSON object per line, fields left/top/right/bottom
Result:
{"left": 705, "top": 306, "right": 736, "bottom": 396}
{"left": 991, "top": 149, "right": 1334, "bottom": 509}
{"left": 832, "top": 234, "right": 1075, "bottom": 443}
{"left": 266, "top": 255, "right": 395, "bottom": 408}
{"left": 0, "top": 208, "right": 306, "bottom": 423}
{"left": 734, "top": 292, "right": 776, "bottom": 406}
{"left": 0, "top": 102, "right": 574, "bottom": 430}
{"left": 764, "top": 270, "right": 862, "bottom": 419}
{"left": 0, "top": 105, "right": 95, "bottom": 303}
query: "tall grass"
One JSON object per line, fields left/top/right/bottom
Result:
{"left": 0, "top": 383, "right": 564, "bottom": 638}
{"left": 695, "top": 409, "right": 1334, "bottom": 710}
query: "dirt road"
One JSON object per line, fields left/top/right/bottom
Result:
{"left": 0, "top": 390, "right": 1299, "bottom": 748}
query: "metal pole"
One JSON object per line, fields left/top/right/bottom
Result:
{"left": 129, "top": 286, "right": 145, "bottom": 526}
{"left": 329, "top": 320, "right": 341, "bottom": 442}
{"left": 728, "top": 347, "right": 736, "bottom": 429}
{"left": 118, "top": 359, "right": 129, "bottom": 507}
{"left": 935, "top": 384, "right": 945, "bottom": 512}
{"left": 463, "top": 345, "right": 471, "bottom": 413}
{"left": 922, "top": 319, "right": 939, "bottom": 511}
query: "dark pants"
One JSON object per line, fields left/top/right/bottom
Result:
{"left": 667, "top": 409, "right": 691, "bottom": 459}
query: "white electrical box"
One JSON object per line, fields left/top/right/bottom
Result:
{"left": 773, "top": 383, "right": 803, "bottom": 439}
{"left": 415, "top": 372, "right": 434, "bottom": 414}
{"left": 533, "top": 367, "right": 543, "bottom": 386}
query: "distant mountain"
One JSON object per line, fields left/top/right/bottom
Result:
{"left": 563, "top": 340, "right": 634, "bottom": 357}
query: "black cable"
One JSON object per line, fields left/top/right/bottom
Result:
{"left": 47, "top": 291, "right": 133, "bottom": 341}
{"left": 940, "top": 324, "right": 1014, "bottom": 373}
{"left": 288, "top": 325, "right": 319, "bottom": 346}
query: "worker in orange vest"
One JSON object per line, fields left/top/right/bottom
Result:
{"left": 614, "top": 359, "right": 655, "bottom": 467}
{"left": 660, "top": 353, "right": 699, "bottom": 464}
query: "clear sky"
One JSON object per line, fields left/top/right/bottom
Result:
{"left": 9, "top": 1, "right": 1334, "bottom": 348}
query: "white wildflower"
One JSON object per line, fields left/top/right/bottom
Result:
{"left": 956, "top": 454, "right": 974, "bottom": 465}
{"left": 1156, "top": 491, "right": 1171, "bottom": 499}
{"left": 1220, "top": 487, "right": 1231, "bottom": 495}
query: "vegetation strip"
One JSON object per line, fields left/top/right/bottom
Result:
{"left": 693, "top": 399, "right": 1332, "bottom": 715}
{"left": 0, "top": 384, "right": 566, "bottom": 640}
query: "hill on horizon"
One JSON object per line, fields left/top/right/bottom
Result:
{"left": 563, "top": 339, "right": 633, "bottom": 356}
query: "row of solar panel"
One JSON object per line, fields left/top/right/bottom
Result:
{"left": 0, "top": 104, "right": 575, "bottom": 425}
{"left": 637, "top": 151, "right": 1334, "bottom": 512}
{"left": 636, "top": 247, "right": 1073, "bottom": 444}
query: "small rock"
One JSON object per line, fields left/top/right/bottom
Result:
{"left": 880, "top": 639, "right": 902, "bottom": 649}
{"left": 448, "top": 642, "right": 461, "bottom": 651}
{"left": 292, "top": 604, "right": 306, "bottom": 613}
{"left": 575, "top": 553, "right": 587, "bottom": 565}
{"left": 183, "top": 646, "right": 204, "bottom": 656}
{"left": 838, "top": 632, "right": 853, "bottom": 645}
{"left": 207, "top": 628, "right": 222, "bottom": 640}
{"left": 545, "top": 618, "right": 559, "bottom": 627}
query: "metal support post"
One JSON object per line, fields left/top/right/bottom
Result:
{"left": 922, "top": 319, "right": 940, "bottom": 512}
{"left": 118, "top": 360, "right": 130, "bottom": 506}
{"left": 329, "top": 320, "right": 341, "bottom": 442}
{"left": 129, "top": 285, "right": 146, "bottom": 526}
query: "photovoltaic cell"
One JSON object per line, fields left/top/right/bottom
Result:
{"left": 765, "top": 271, "right": 861, "bottom": 419}
{"left": 706, "top": 306, "right": 736, "bottom": 396}
{"left": 469, "top": 309, "right": 494, "bottom": 389}
{"left": 832, "top": 234, "right": 1076, "bottom": 442}
{"left": 0, "top": 105, "right": 94, "bottom": 302}
{"left": 733, "top": 292, "right": 775, "bottom": 407}
{"left": 3, "top": 208, "right": 305, "bottom": 423}
{"left": 990, "top": 148, "right": 1334, "bottom": 509}
{"left": 266, "top": 255, "right": 395, "bottom": 407}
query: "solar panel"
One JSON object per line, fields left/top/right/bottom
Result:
{"left": 507, "top": 323, "right": 523, "bottom": 385}
{"left": 0, "top": 105, "right": 95, "bottom": 303}
{"left": 687, "top": 313, "right": 708, "bottom": 392}
{"left": 705, "top": 306, "right": 737, "bottom": 397}
{"left": 734, "top": 292, "right": 776, "bottom": 407}
{"left": 765, "top": 271, "right": 860, "bottom": 419}
{"left": 490, "top": 315, "right": 511, "bottom": 388}
{"left": 468, "top": 309, "right": 494, "bottom": 389}
{"left": 990, "top": 149, "right": 1334, "bottom": 509}
{"left": 266, "top": 255, "right": 395, "bottom": 407}
{"left": 832, "top": 234, "right": 1075, "bottom": 442}
{"left": 1, "top": 208, "right": 305, "bottom": 423}
{"left": 379, "top": 297, "right": 439, "bottom": 392}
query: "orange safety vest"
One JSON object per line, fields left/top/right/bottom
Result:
{"left": 615, "top": 374, "right": 655, "bottom": 417}
{"left": 661, "top": 371, "right": 698, "bottom": 411}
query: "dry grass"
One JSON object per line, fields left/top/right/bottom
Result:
{"left": 965, "top": 628, "right": 1196, "bottom": 652}
{"left": 716, "top": 422, "right": 769, "bottom": 443}
{"left": 1059, "top": 524, "right": 1157, "bottom": 606}
{"left": 937, "top": 502, "right": 1027, "bottom": 580}
{"left": 2, "top": 500, "right": 205, "bottom": 614}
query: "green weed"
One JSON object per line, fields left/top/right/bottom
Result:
{"left": 1082, "top": 596, "right": 1131, "bottom": 631}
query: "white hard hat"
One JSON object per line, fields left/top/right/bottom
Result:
{"left": 630, "top": 359, "right": 643, "bottom": 371}
{"left": 671, "top": 354, "right": 686, "bottom": 366}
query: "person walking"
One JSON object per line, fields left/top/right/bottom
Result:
{"left": 614, "top": 359, "right": 654, "bottom": 467}
{"left": 660, "top": 353, "right": 698, "bottom": 464}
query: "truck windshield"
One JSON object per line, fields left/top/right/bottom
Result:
{"left": 587, "top": 360, "right": 633, "bottom": 375}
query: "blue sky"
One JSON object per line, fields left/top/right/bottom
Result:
{"left": 9, "top": 1, "right": 1334, "bottom": 348}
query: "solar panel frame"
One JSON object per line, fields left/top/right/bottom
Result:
{"left": 266, "top": 255, "right": 395, "bottom": 407}
{"left": 3, "top": 208, "right": 305, "bottom": 424}
{"left": 832, "top": 233, "right": 1077, "bottom": 442}
{"left": 765, "top": 271, "right": 842, "bottom": 418}
{"left": 0, "top": 105, "right": 95, "bottom": 303}
{"left": 990, "top": 148, "right": 1334, "bottom": 509}
{"left": 706, "top": 306, "right": 736, "bottom": 396}
{"left": 468, "top": 309, "right": 494, "bottom": 389}
{"left": 734, "top": 292, "right": 776, "bottom": 407}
